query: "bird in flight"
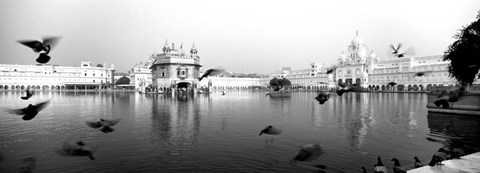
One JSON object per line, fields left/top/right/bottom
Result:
{"left": 21, "top": 87, "right": 34, "bottom": 100}
{"left": 315, "top": 92, "right": 330, "bottom": 104}
{"left": 86, "top": 118, "right": 121, "bottom": 133}
{"left": 18, "top": 37, "right": 61, "bottom": 64}
{"left": 8, "top": 101, "right": 50, "bottom": 120}
{"left": 58, "top": 141, "right": 95, "bottom": 160}
{"left": 199, "top": 68, "right": 225, "bottom": 81}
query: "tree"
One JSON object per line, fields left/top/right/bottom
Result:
{"left": 115, "top": 76, "right": 130, "bottom": 85}
{"left": 269, "top": 77, "right": 292, "bottom": 91}
{"left": 443, "top": 11, "right": 480, "bottom": 85}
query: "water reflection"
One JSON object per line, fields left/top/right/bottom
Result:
{"left": 149, "top": 94, "right": 201, "bottom": 160}
{"left": 427, "top": 112, "right": 480, "bottom": 155}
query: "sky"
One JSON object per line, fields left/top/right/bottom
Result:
{"left": 0, "top": 0, "right": 479, "bottom": 74}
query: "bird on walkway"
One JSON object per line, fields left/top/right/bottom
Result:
{"left": 18, "top": 37, "right": 61, "bottom": 64}
{"left": 391, "top": 158, "right": 407, "bottom": 173}
{"left": 199, "top": 68, "right": 225, "bottom": 81}
{"left": 290, "top": 144, "right": 323, "bottom": 164}
{"left": 21, "top": 87, "right": 34, "bottom": 100}
{"left": 374, "top": 156, "right": 387, "bottom": 173}
{"left": 315, "top": 92, "right": 330, "bottom": 104}
{"left": 222, "top": 91, "right": 226, "bottom": 96}
{"left": 8, "top": 101, "right": 50, "bottom": 120}
{"left": 58, "top": 141, "right": 95, "bottom": 160}
{"left": 414, "top": 156, "right": 424, "bottom": 168}
{"left": 428, "top": 148, "right": 450, "bottom": 166}
{"left": 86, "top": 118, "right": 121, "bottom": 133}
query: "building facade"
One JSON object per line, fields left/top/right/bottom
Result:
{"left": 0, "top": 62, "right": 115, "bottom": 90}
{"left": 130, "top": 58, "right": 154, "bottom": 91}
{"left": 151, "top": 41, "right": 201, "bottom": 92}
{"left": 335, "top": 32, "right": 458, "bottom": 91}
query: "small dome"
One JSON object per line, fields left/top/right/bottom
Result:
{"left": 351, "top": 31, "right": 364, "bottom": 46}
{"left": 369, "top": 52, "right": 377, "bottom": 59}
{"left": 358, "top": 47, "right": 367, "bottom": 59}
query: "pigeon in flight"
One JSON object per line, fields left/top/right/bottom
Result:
{"left": 8, "top": 101, "right": 50, "bottom": 120}
{"left": 199, "top": 68, "right": 225, "bottom": 81}
{"left": 21, "top": 87, "right": 34, "bottom": 100}
{"left": 290, "top": 144, "right": 323, "bottom": 164}
{"left": 18, "top": 37, "right": 61, "bottom": 64}
{"left": 315, "top": 92, "right": 330, "bottom": 104}
{"left": 86, "top": 118, "right": 121, "bottom": 133}
{"left": 259, "top": 125, "right": 282, "bottom": 136}
{"left": 57, "top": 141, "right": 95, "bottom": 160}
{"left": 414, "top": 72, "right": 426, "bottom": 77}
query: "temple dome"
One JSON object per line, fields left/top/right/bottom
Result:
{"left": 351, "top": 31, "right": 364, "bottom": 46}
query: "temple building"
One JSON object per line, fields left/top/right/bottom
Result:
{"left": 150, "top": 40, "right": 201, "bottom": 93}
{"left": 0, "top": 61, "right": 115, "bottom": 90}
{"left": 129, "top": 58, "right": 154, "bottom": 91}
{"left": 335, "top": 31, "right": 458, "bottom": 91}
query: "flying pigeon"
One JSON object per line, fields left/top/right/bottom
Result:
{"left": 57, "top": 141, "right": 95, "bottom": 160}
{"left": 199, "top": 68, "right": 225, "bottom": 81}
{"left": 18, "top": 37, "right": 61, "bottom": 64}
{"left": 315, "top": 92, "right": 330, "bottom": 104}
{"left": 8, "top": 101, "right": 50, "bottom": 120}
{"left": 259, "top": 125, "right": 282, "bottom": 136}
{"left": 290, "top": 144, "right": 323, "bottom": 164}
{"left": 21, "top": 87, "right": 34, "bottom": 100}
{"left": 86, "top": 118, "right": 121, "bottom": 133}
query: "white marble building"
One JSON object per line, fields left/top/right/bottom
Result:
{"left": 130, "top": 58, "right": 154, "bottom": 91}
{"left": 0, "top": 62, "right": 115, "bottom": 90}
{"left": 335, "top": 31, "right": 458, "bottom": 91}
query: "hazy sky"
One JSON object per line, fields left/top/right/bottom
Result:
{"left": 0, "top": 0, "right": 478, "bottom": 73}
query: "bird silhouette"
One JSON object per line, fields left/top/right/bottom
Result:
{"left": 58, "top": 141, "right": 95, "bottom": 160}
{"left": 222, "top": 91, "right": 226, "bottom": 96}
{"left": 259, "top": 125, "right": 282, "bottom": 136}
{"left": 414, "top": 72, "right": 425, "bottom": 77}
{"left": 374, "top": 156, "right": 387, "bottom": 173}
{"left": 391, "top": 158, "right": 406, "bottom": 173}
{"left": 8, "top": 101, "right": 50, "bottom": 120}
{"left": 21, "top": 87, "right": 34, "bottom": 100}
{"left": 428, "top": 148, "right": 450, "bottom": 166}
{"left": 336, "top": 87, "right": 351, "bottom": 96}
{"left": 86, "top": 118, "right": 121, "bottom": 133}
{"left": 17, "top": 37, "right": 61, "bottom": 64}
{"left": 390, "top": 43, "right": 415, "bottom": 58}
{"left": 414, "top": 156, "right": 424, "bottom": 168}
{"left": 199, "top": 68, "right": 225, "bottom": 81}
{"left": 315, "top": 92, "right": 330, "bottom": 104}
{"left": 290, "top": 144, "right": 323, "bottom": 164}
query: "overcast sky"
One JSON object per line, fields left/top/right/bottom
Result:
{"left": 0, "top": 0, "right": 478, "bottom": 73}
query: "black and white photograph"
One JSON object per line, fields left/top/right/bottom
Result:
{"left": 1, "top": 0, "right": 480, "bottom": 172}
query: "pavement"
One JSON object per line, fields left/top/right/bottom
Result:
{"left": 408, "top": 152, "right": 480, "bottom": 173}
